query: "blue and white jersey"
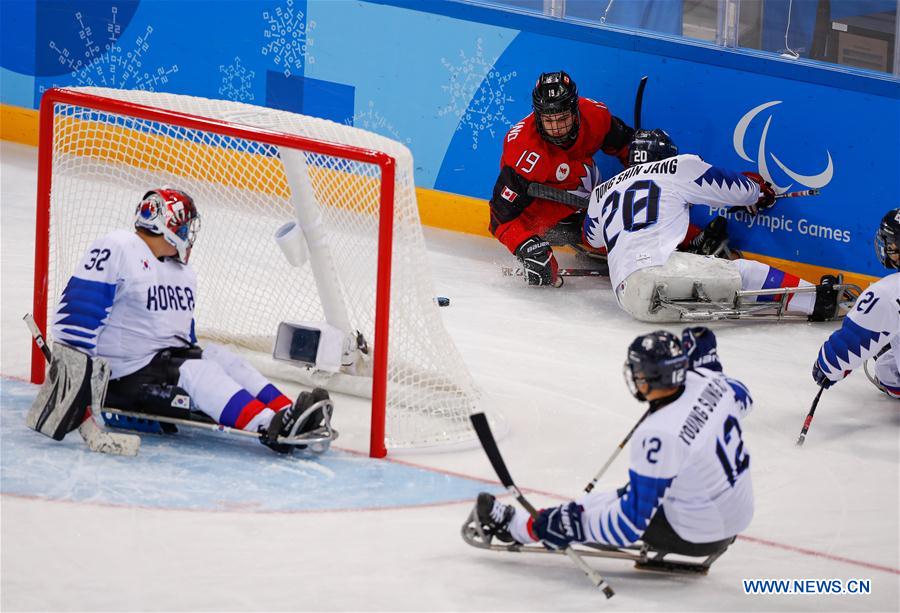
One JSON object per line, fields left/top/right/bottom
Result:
{"left": 577, "top": 368, "right": 754, "bottom": 545}
{"left": 817, "top": 272, "right": 899, "bottom": 389}
{"left": 583, "top": 154, "right": 759, "bottom": 290}
{"left": 51, "top": 230, "right": 197, "bottom": 379}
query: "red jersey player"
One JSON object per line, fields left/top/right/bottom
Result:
{"left": 489, "top": 71, "right": 634, "bottom": 286}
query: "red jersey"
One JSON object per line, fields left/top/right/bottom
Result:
{"left": 489, "top": 98, "right": 632, "bottom": 253}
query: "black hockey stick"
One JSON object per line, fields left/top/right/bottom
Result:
{"left": 634, "top": 76, "right": 648, "bottom": 130}
{"left": 526, "top": 182, "right": 589, "bottom": 209}
{"left": 584, "top": 408, "right": 652, "bottom": 493}
{"left": 469, "top": 413, "right": 615, "bottom": 598}
{"left": 796, "top": 383, "right": 826, "bottom": 446}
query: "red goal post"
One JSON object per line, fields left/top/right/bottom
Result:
{"left": 31, "top": 87, "right": 492, "bottom": 457}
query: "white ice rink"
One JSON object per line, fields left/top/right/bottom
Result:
{"left": 2, "top": 141, "right": 898, "bottom": 611}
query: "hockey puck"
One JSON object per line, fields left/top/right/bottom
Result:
{"left": 435, "top": 296, "right": 450, "bottom": 307}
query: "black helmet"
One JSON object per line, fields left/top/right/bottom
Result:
{"left": 532, "top": 71, "right": 580, "bottom": 147}
{"left": 875, "top": 208, "right": 900, "bottom": 270}
{"left": 624, "top": 330, "right": 688, "bottom": 401}
{"left": 628, "top": 129, "right": 678, "bottom": 167}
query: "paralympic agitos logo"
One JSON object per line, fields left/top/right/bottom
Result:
{"left": 733, "top": 101, "right": 833, "bottom": 193}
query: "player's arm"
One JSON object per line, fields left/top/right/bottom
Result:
{"left": 529, "top": 428, "right": 682, "bottom": 549}
{"left": 50, "top": 236, "right": 123, "bottom": 356}
{"left": 489, "top": 164, "right": 536, "bottom": 248}
{"left": 600, "top": 115, "right": 635, "bottom": 166}
{"left": 814, "top": 276, "right": 900, "bottom": 387}
{"left": 673, "top": 154, "right": 767, "bottom": 211}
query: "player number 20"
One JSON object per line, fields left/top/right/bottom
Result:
{"left": 601, "top": 180, "right": 661, "bottom": 253}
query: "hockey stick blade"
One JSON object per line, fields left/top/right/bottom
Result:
{"left": 469, "top": 413, "right": 615, "bottom": 598}
{"left": 634, "top": 76, "right": 648, "bottom": 130}
{"left": 526, "top": 183, "right": 589, "bottom": 209}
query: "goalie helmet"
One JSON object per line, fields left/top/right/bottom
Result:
{"left": 627, "top": 129, "right": 678, "bottom": 167}
{"left": 532, "top": 71, "right": 580, "bottom": 147}
{"left": 134, "top": 188, "right": 200, "bottom": 263}
{"left": 623, "top": 330, "right": 688, "bottom": 401}
{"left": 874, "top": 208, "right": 900, "bottom": 270}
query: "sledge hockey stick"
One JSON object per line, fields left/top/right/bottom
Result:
{"left": 469, "top": 413, "right": 615, "bottom": 598}
{"left": 634, "top": 76, "right": 648, "bottom": 130}
{"left": 24, "top": 313, "right": 140, "bottom": 456}
{"left": 775, "top": 188, "right": 820, "bottom": 200}
{"left": 584, "top": 408, "right": 652, "bottom": 493}
{"left": 526, "top": 182, "right": 589, "bottom": 209}
{"left": 501, "top": 265, "right": 606, "bottom": 278}
{"left": 796, "top": 383, "right": 826, "bottom": 446}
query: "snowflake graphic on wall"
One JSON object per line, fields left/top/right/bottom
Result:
{"left": 219, "top": 57, "right": 255, "bottom": 102}
{"left": 41, "top": 6, "right": 179, "bottom": 93}
{"left": 438, "top": 39, "right": 516, "bottom": 150}
{"left": 347, "top": 101, "right": 412, "bottom": 146}
{"left": 261, "top": 0, "right": 316, "bottom": 77}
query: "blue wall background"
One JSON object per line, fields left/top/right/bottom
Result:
{"left": 2, "top": 0, "right": 898, "bottom": 276}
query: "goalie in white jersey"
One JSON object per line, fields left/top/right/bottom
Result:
{"left": 476, "top": 327, "right": 753, "bottom": 560}
{"left": 583, "top": 129, "right": 841, "bottom": 322}
{"left": 813, "top": 209, "right": 900, "bottom": 399}
{"left": 42, "top": 188, "right": 333, "bottom": 453}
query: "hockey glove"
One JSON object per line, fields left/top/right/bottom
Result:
{"left": 681, "top": 326, "right": 723, "bottom": 372}
{"left": 515, "top": 236, "right": 561, "bottom": 287}
{"left": 811, "top": 361, "right": 837, "bottom": 389}
{"left": 531, "top": 502, "right": 585, "bottom": 550}
{"left": 741, "top": 172, "right": 776, "bottom": 213}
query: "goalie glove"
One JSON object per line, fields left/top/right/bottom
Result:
{"left": 515, "top": 236, "right": 562, "bottom": 287}
{"left": 741, "top": 172, "right": 776, "bottom": 213}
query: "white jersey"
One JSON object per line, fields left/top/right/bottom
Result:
{"left": 817, "top": 272, "right": 900, "bottom": 390}
{"left": 578, "top": 369, "right": 754, "bottom": 545}
{"left": 583, "top": 154, "right": 759, "bottom": 290}
{"left": 51, "top": 230, "right": 197, "bottom": 379}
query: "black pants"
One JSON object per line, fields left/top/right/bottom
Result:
{"left": 106, "top": 346, "right": 202, "bottom": 415}
{"left": 642, "top": 507, "right": 735, "bottom": 557}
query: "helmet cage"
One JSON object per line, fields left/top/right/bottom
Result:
{"left": 532, "top": 71, "right": 580, "bottom": 147}
{"left": 135, "top": 189, "right": 200, "bottom": 263}
{"left": 874, "top": 208, "right": 900, "bottom": 270}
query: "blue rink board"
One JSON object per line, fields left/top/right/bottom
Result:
{"left": 0, "top": 378, "right": 501, "bottom": 512}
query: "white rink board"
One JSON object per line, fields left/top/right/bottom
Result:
{"left": 2, "top": 142, "right": 897, "bottom": 611}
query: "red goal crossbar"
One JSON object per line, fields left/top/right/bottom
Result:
{"left": 31, "top": 88, "right": 396, "bottom": 458}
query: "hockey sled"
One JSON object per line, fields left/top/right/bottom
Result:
{"left": 101, "top": 395, "right": 338, "bottom": 455}
{"left": 652, "top": 279, "right": 862, "bottom": 322}
{"left": 461, "top": 504, "right": 729, "bottom": 576}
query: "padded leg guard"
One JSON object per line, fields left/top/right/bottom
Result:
{"left": 616, "top": 253, "right": 741, "bottom": 322}
{"left": 26, "top": 343, "right": 109, "bottom": 440}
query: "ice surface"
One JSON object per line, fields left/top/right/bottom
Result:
{"left": 2, "top": 142, "right": 897, "bottom": 611}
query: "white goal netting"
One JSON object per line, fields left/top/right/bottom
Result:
{"left": 40, "top": 86, "right": 499, "bottom": 452}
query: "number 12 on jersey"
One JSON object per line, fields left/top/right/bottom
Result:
{"left": 716, "top": 415, "right": 749, "bottom": 487}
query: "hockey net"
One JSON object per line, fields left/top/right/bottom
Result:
{"left": 32, "top": 87, "right": 499, "bottom": 456}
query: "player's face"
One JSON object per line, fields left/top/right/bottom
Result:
{"left": 886, "top": 245, "right": 899, "bottom": 267}
{"left": 540, "top": 111, "right": 575, "bottom": 139}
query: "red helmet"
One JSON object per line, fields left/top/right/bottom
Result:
{"left": 134, "top": 188, "right": 200, "bottom": 263}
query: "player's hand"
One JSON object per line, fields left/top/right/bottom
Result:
{"left": 532, "top": 502, "right": 585, "bottom": 550}
{"left": 811, "top": 361, "right": 836, "bottom": 389}
{"left": 515, "top": 236, "right": 562, "bottom": 287}
{"left": 741, "top": 172, "right": 776, "bottom": 213}
{"left": 681, "top": 326, "right": 723, "bottom": 372}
